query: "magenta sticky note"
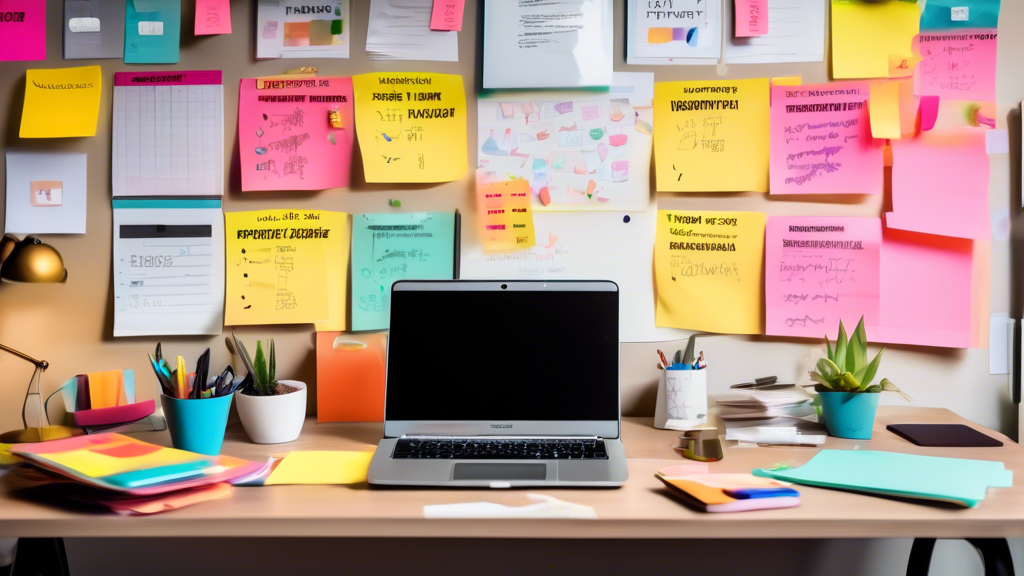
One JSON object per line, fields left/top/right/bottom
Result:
{"left": 0, "top": 1, "right": 46, "bottom": 61}
{"left": 430, "top": 0, "right": 464, "bottom": 31}
{"left": 914, "top": 30, "right": 997, "bottom": 102}
{"left": 195, "top": 0, "right": 231, "bottom": 35}
{"left": 735, "top": 0, "right": 768, "bottom": 37}
{"left": 919, "top": 95, "right": 940, "bottom": 131}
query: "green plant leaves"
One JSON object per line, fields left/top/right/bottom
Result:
{"left": 269, "top": 338, "right": 276, "bottom": 385}
{"left": 825, "top": 335, "right": 833, "bottom": 363}
{"left": 254, "top": 340, "right": 271, "bottom": 396}
{"left": 860, "top": 348, "right": 884, "bottom": 389}
{"left": 848, "top": 317, "right": 868, "bottom": 371}
{"left": 834, "top": 321, "right": 848, "bottom": 373}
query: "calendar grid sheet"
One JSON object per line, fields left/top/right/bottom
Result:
{"left": 113, "top": 82, "right": 224, "bottom": 197}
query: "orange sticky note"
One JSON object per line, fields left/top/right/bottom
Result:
{"left": 869, "top": 82, "right": 902, "bottom": 139}
{"left": 316, "top": 332, "right": 387, "bottom": 422}
{"left": 87, "top": 370, "right": 127, "bottom": 409}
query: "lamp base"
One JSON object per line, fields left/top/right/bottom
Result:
{"left": 0, "top": 426, "right": 81, "bottom": 444}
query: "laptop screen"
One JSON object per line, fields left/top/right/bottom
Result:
{"left": 386, "top": 282, "right": 619, "bottom": 422}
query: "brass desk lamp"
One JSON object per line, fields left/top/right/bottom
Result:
{"left": 0, "top": 234, "right": 76, "bottom": 444}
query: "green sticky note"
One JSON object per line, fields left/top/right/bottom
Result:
{"left": 332, "top": 19, "right": 343, "bottom": 35}
{"left": 351, "top": 213, "right": 457, "bottom": 331}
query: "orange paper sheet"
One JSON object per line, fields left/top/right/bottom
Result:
{"left": 316, "top": 332, "right": 387, "bottom": 422}
{"left": 87, "top": 370, "right": 127, "bottom": 409}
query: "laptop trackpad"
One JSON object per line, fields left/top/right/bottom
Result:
{"left": 453, "top": 463, "right": 547, "bottom": 481}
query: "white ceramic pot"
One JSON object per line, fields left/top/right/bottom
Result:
{"left": 235, "top": 380, "right": 307, "bottom": 444}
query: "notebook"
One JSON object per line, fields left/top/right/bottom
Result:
{"left": 657, "top": 465, "right": 800, "bottom": 513}
{"left": 887, "top": 424, "right": 1003, "bottom": 447}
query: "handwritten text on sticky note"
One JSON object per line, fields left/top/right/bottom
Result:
{"left": 735, "top": 0, "right": 768, "bottom": 37}
{"left": 195, "top": 0, "right": 231, "bottom": 35}
{"left": 430, "top": 0, "right": 464, "bottom": 31}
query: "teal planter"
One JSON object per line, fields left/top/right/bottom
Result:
{"left": 161, "top": 394, "right": 233, "bottom": 456}
{"left": 819, "top": 391, "right": 880, "bottom": 440}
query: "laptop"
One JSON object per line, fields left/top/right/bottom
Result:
{"left": 367, "top": 280, "right": 628, "bottom": 488}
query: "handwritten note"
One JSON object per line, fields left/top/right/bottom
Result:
{"left": 770, "top": 82, "right": 883, "bottom": 195}
{"left": 195, "top": 0, "right": 231, "bottom": 35}
{"left": 914, "top": 31, "right": 998, "bottom": 102}
{"left": 765, "top": 217, "right": 882, "bottom": 339}
{"left": 351, "top": 212, "right": 457, "bottom": 331}
{"left": 352, "top": 72, "right": 467, "bottom": 183}
{"left": 20, "top": 66, "right": 102, "bottom": 138}
{"left": 477, "top": 178, "right": 536, "bottom": 252}
{"left": 830, "top": 0, "right": 919, "bottom": 79}
{"left": 735, "top": 0, "right": 768, "bottom": 37}
{"left": 239, "top": 77, "right": 354, "bottom": 192}
{"left": 887, "top": 128, "right": 989, "bottom": 239}
{"left": 654, "top": 78, "right": 770, "bottom": 192}
{"left": 225, "top": 210, "right": 349, "bottom": 327}
{"left": 655, "top": 210, "right": 766, "bottom": 334}
{"left": 0, "top": 0, "right": 46, "bottom": 61}
{"left": 430, "top": 0, "right": 464, "bottom": 31}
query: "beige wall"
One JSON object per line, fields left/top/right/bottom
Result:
{"left": 0, "top": 0, "right": 1019, "bottom": 437}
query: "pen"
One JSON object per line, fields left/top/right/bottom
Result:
{"left": 657, "top": 349, "right": 670, "bottom": 368}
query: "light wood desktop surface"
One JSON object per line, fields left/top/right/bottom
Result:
{"left": 0, "top": 407, "right": 1021, "bottom": 540}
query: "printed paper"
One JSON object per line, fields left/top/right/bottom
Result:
{"left": 352, "top": 72, "right": 468, "bottom": 183}
{"left": 476, "top": 179, "right": 536, "bottom": 252}
{"left": 654, "top": 78, "right": 770, "bottom": 192}
{"left": 627, "top": 0, "right": 722, "bottom": 63}
{"left": 725, "top": 0, "right": 825, "bottom": 64}
{"left": 20, "top": 66, "right": 103, "bottom": 138}
{"left": 5, "top": 153, "right": 87, "bottom": 235}
{"left": 256, "top": 0, "right": 350, "bottom": 59}
{"left": 238, "top": 76, "right": 354, "bottom": 192}
{"left": 915, "top": 30, "right": 998, "bottom": 102}
{"left": 830, "top": 0, "right": 919, "bottom": 79}
{"left": 655, "top": 210, "right": 766, "bottom": 334}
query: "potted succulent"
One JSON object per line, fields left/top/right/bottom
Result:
{"left": 809, "top": 317, "right": 910, "bottom": 440}
{"left": 230, "top": 334, "right": 307, "bottom": 444}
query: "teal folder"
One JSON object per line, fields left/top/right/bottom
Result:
{"left": 124, "top": 0, "right": 181, "bottom": 64}
{"left": 753, "top": 450, "right": 1012, "bottom": 508}
{"left": 919, "top": 0, "right": 1000, "bottom": 30}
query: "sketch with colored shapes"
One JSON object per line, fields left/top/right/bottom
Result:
{"left": 477, "top": 73, "right": 654, "bottom": 211}
{"left": 627, "top": 0, "right": 722, "bottom": 63}
{"left": 256, "top": 0, "right": 350, "bottom": 59}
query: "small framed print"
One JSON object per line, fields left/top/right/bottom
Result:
{"left": 30, "top": 181, "right": 63, "bottom": 206}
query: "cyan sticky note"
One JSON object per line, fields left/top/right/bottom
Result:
{"left": 124, "top": 0, "right": 181, "bottom": 64}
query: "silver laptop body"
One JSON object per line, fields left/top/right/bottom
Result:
{"left": 367, "top": 280, "right": 628, "bottom": 488}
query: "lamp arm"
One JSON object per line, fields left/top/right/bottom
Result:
{"left": 0, "top": 343, "right": 48, "bottom": 370}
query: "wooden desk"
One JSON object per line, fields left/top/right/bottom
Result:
{"left": 0, "top": 407, "right": 1021, "bottom": 540}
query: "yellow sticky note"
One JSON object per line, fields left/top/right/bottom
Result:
{"left": 352, "top": 72, "right": 468, "bottom": 183}
{"left": 654, "top": 78, "right": 770, "bottom": 192}
{"left": 264, "top": 451, "right": 374, "bottom": 485}
{"left": 771, "top": 75, "right": 802, "bottom": 86}
{"left": 225, "top": 210, "right": 349, "bottom": 327}
{"left": 476, "top": 177, "right": 536, "bottom": 251}
{"left": 655, "top": 210, "right": 765, "bottom": 334}
{"left": 20, "top": 66, "right": 102, "bottom": 138}
{"left": 888, "top": 54, "right": 920, "bottom": 78}
{"left": 869, "top": 81, "right": 902, "bottom": 139}
{"left": 831, "top": 0, "right": 919, "bottom": 80}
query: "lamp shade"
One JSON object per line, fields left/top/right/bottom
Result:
{"left": 0, "top": 235, "right": 68, "bottom": 283}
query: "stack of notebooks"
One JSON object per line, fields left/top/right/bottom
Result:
{"left": 716, "top": 389, "right": 827, "bottom": 446}
{"left": 656, "top": 464, "right": 801, "bottom": 513}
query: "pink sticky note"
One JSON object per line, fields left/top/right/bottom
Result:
{"left": 769, "top": 82, "right": 884, "bottom": 195}
{"left": 887, "top": 128, "right": 989, "bottom": 239}
{"left": 196, "top": 0, "right": 232, "bottom": 35}
{"left": 919, "top": 95, "right": 939, "bottom": 131}
{"left": 735, "top": 0, "right": 768, "bottom": 37}
{"left": 0, "top": 1, "right": 46, "bottom": 61}
{"left": 765, "top": 217, "right": 882, "bottom": 339}
{"left": 239, "top": 77, "right": 354, "bottom": 192}
{"left": 914, "top": 30, "right": 997, "bottom": 102}
{"left": 430, "top": 0, "right": 464, "bottom": 32}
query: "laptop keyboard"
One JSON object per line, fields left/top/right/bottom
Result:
{"left": 392, "top": 438, "right": 609, "bottom": 460}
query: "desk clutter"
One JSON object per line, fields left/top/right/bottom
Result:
{"left": 0, "top": 0, "right": 1017, "bottom": 518}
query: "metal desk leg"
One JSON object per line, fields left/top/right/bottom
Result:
{"left": 11, "top": 538, "right": 70, "bottom": 576}
{"left": 908, "top": 538, "right": 1015, "bottom": 576}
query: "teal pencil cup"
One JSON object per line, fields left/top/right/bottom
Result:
{"left": 160, "top": 394, "right": 233, "bottom": 456}
{"left": 818, "top": 391, "right": 880, "bottom": 440}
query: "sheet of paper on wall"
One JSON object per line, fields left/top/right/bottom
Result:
{"left": 654, "top": 77, "right": 770, "bottom": 192}
{"left": 351, "top": 212, "right": 459, "bottom": 331}
{"left": 484, "top": 0, "right": 613, "bottom": 88}
{"left": 724, "top": 0, "right": 825, "bottom": 64}
{"left": 765, "top": 216, "right": 882, "bottom": 340}
{"left": 886, "top": 128, "right": 989, "bottom": 239}
{"left": 124, "top": 0, "right": 181, "bottom": 64}
{"left": 654, "top": 210, "right": 766, "bottom": 334}
{"left": 626, "top": 0, "right": 721, "bottom": 65}
{"left": 830, "top": 0, "right": 919, "bottom": 79}
{"left": 256, "top": 0, "right": 349, "bottom": 59}
{"left": 770, "top": 82, "right": 883, "bottom": 195}
{"left": 112, "top": 71, "right": 223, "bottom": 197}
{"left": 366, "top": 0, "right": 457, "bottom": 61}
{"left": 112, "top": 199, "right": 225, "bottom": 337}
{"left": 461, "top": 204, "right": 687, "bottom": 343}
{"left": 351, "top": 72, "right": 468, "bottom": 183}
{"left": 919, "top": 0, "right": 1001, "bottom": 31}
{"left": 0, "top": 0, "right": 46, "bottom": 61}
{"left": 5, "top": 153, "right": 88, "bottom": 235}
{"left": 477, "top": 72, "right": 654, "bottom": 211}
{"left": 195, "top": 0, "right": 231, "bottom": 35}
{"left": 476, "top": 179, "right": 536, "bottom": 252}
{"left": 20, "top": 66, "right": 102, "bottom": 138}
{"left": 64, "top": 0, "right": 126, "bottom": 59}
{"left": 225, "top": 210, "right": 349, "bottom": 327}
{"left": 238, "top": 76, "right": 353, "bottom": 192}
{"left": 914, "top": 31, "right": 998, "bottom": 102}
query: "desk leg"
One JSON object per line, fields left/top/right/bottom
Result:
{"left": 907, "top": 538, "right": 1015, "bottom": 576}
{"left": 11, "top": 538, "right": 70, "bottom": 576}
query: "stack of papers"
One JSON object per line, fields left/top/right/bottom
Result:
{"left": 716, "top": 389, "right": 827, "bottom": 442}
{"left": 366, "top": 0, "right": 458, "bottom": 62}
{"left": 657, "top": 464, "right": 801, "bottom": 513}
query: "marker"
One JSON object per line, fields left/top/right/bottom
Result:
{"left": 657, "top": 349, "right": 670, "bottom": 368}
